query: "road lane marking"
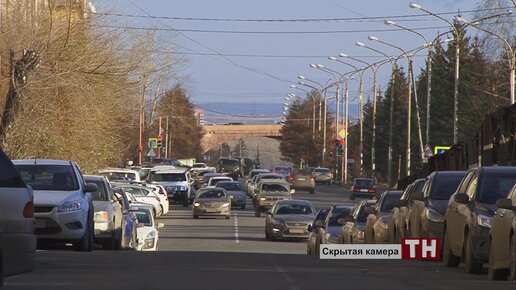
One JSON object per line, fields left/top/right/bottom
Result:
{"left": 234, "top": 211, "right": 239, "bottom": 243}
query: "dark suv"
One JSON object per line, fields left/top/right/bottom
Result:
{"left": 217, "top": 158, "right": 240, "bottom": 180}
{"left": 443, "top": 166, "right": 516, "bottom": 274}
{"left": 350, "top": 178, "right": 376, "bottom": 200}
{"left": 409, "top": 171, "right": 466, "bottom": 239}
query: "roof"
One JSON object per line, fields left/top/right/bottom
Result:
{"left": 152, "top": 168, "right": 188, "bottom": 174}
{"left": 478, "top": 166, "right": 516, "bottom": 174}
{"left": 275, "top": 199, "right": 312, "bottom": 205}
{"left": 99, "top": 168, "right": 139, "bottom": 174}
{"left": 84, "top": 175, "right": 106, "bottom": 181}
{"left": 12, "top": 159, "right": 72, "bottom": 166}
{"left": 259, "top": 179, "right": 290, "bottom": 184}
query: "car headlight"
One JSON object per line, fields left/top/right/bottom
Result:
{"left": 260, "top": 197, "right": 266, "bottom": 201}
{"left": 221, "top": 202, "right": 230, "bottom": 207}
{"left": 477, "top": 214, "right": 492, "bottom": 228}
{"left": 356, "top": 230, "right": 365, "bottom": 239}
{"left": 326, "top": 233, "right": 340, "bottom": 244}
{"left": 426, "top": 208, "right": 444, "bottom": 222}
{"left": 146, "top": 231, "right": 156, "bottom": 239}
{"left": 58, "top": 200, "right": 82, "bottom": 212}
{"left": 194, "top": 202, "right": 201, "bottom": 207}
{"left": 94, "top": 211, "right": 109, "bottom": 222}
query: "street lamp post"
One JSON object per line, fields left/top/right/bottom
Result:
{"left": 299, "top": 75, "right": 325, "bottom": 132}
{"left": 290, "top": 84, "right": 317, "bottom": 138}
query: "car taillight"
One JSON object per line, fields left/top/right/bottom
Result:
{"left": 369, "top": 188, "right": 376, "bottom": 192}
{"left": 23, "top": 201, "right": 34, "bottom": 218}
{"left": 353, "top": 187, "right": 360, "bottom": 192}
{"left": 311, "top": 173, "right": 316, "bottom": 180}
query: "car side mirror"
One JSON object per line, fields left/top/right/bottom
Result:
{"left": 364, "top": 207, "right": 376, "bottom": 215}
{"left": 84, "top": 183, "right": 98, "bottom": 193}
{"left": 314, "top": 220, "right": 324, "bottom": 228}
{"left": 413, "top": 191, "right": 424, "bottom": 201}
{"left": 157, "top": 223, "right": 165, "bottom": 229}
{"left": 496, "top": 198, "right": 514, "bottom": 210}
{"left": 454, "top": 193, "right": 470, "bottom": 204}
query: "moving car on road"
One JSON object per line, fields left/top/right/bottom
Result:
{"left": 215, "top": 181, "right": 247, "bottom": 209}
{"left": 193, "top": 187, "right": 231, "bottom": 219}
{"left": 489, "top": 184, "right": 516, "bottom": 281}
{"left": 365, "top": 190, "right": 402, "bottom": 244}
{"left": 350, "top": 178, "right": 376, "bottom": 200}
{"left": 207, "top": 176, "right": 233, "bottom": 187}
{"left": 14, "top": 159, "right": 97, "bottom": 252}
{"left": 254, "top": 180, "right": 293, "bottom": 217}
{"left": 0, "top": 150, "right": 36, "bottom": 283}
{"left": 273, "top": 166, "right": 294, "bottom": 184}
{"left": 264, "top": 199, "right": 315, "bottom": 241}
{"left": 292, "top": 168, "right": 315, "bottom": 194}
{"left": 443, "top": 166, "right": 516, "bottom": 274}
{"left": 147, "top": 168, "right": 192, "bottom": 207}
{"left": 84, "top": 175, "right": 123, "bottom": 250}
{"left": 217, "top": 157, "right": 240, "bottom": 180}
{"left": 313, "top": 167, "right": 333, "bottom": 184}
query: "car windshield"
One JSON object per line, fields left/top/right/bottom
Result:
{"left": 198, "top": 190, "right": 227, "bottom": 199}
{"left": 262, "top": 184, "right": 288, "bottom": 192}
{"left": 274, "top": 203, "right": 313, "bottom": 215}
{"left": 274, "top": 167, "right": 291, "bottom": 173}
{"left": 429, "top": 175, "right": 465, "bottom": 200}
{"left": 478, "top": 172, "right": 516, "bottom": 204}
{"left": 86, "top": 179, "right": 108, "bottom": 201}
{"left": 258, "top": 175, "right": 282, "bottom": 181}
{"left": 16, "top": 164, "right": 79, "bottom": 191}
{"left": 134, "top": 211, "right": 152, "bottom": 226}
{"left": 380, "top": 192, "right": 402, "bottom": 212}
{"left": 150, "top": 173, "right": 186, "bottom": 182}
{"left": 219, "top": 159, "right": 239, "bottom": 166}
{"left": 328, "top": 207, "right": 352, "bottom": 226}
{"left": 314, "top": 168, "right": 330, "bottom": 173}
{"left": 217, "top": 182, "right": 242, "bottom": 191}
{"left": 250, "top": 170, "right": 269, "bottom": 178}
{"left": 355, "top": 179, "right": 374, "bottom": 186}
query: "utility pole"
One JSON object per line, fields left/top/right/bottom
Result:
{"left": 165, "top": 116, "right": 169, "bottom": 159}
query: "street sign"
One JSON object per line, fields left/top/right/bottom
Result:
{"left": 148, "top": 138, "right": 158, "bottom": 149}
{"left": 424, "top": 145, "right": 433, "bottom": 158}
{"left": 338, "top": 129, "right": 346, "bottom": 139}
{"left": 434, "top": 146, "right": 451, "bottom": 155}
{"left": 147, "top": 149, "right": 156, "bottom": 157}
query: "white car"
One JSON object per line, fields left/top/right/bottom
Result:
{"left": 207, "top": 176, "right": 233, "bottom": 187}
{"left": 133, "top": 207, "right": 163, "bottom": 251}
{"left": 0, "top": 150, "right": 37, "bottom": 284}
{"left": 113, "top": 184, "right": 163, "bottom": 217}
{"left": 98, "top": 168, "right": 142, "bottom": 183}
{"left": 13, "top": 159, "right": 97, "bottom": 251}
{"left": 142, "top": 184, "right": 169, "bottom": 215}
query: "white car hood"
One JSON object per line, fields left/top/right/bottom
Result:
{"left": 33, "top": 190, "right": 82, "bottom": 206}
{"left": 137, "top": 226, "right": 158, "bottom": 240}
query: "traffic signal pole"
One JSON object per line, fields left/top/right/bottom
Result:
{"left": 157, "top": 117, "right": 162, "bottom": 158}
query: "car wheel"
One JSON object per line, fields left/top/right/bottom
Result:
{"left": 509, "top": 234, "right": 515, "bottom": 282}
{"left": 255, "top": 208, "right": 261, "bottom": 217}
{"left": 114, "top": 228, "right": 122, "bottom": 251}
{"left": 75, "top": 219, "right": 93, "bottom": 252}
{"left": 102, "top": 230, "right": 116, "bottom": 250}
{"left": 315, "top": 238, "right": 320, "bottom": 254}
{"left": 464, "top": 231, "right": 483, "bottom": 274}
{"left": 193, "top": 215, "right": 199, "bottom": 219}
{"left": 265, "top": 228, "right": 270, "bottom": 240}
{"left": 443, "top": 230, "right": 460, "bottom": 267}
{"left": 350, "top": 193, "right": 355, "bottom": 200}
{"left": 488, "top": 239, "right": 508, "bottom": 280}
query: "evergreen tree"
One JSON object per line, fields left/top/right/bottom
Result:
{"left": 232, "top": 139, "right": 249, "bottom": 157}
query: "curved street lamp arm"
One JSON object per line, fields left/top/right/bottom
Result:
{"left": 386, "top": 20, "right": 429, "bottom": 44}
{"left": 467, "top": 23, "right": 514, "bottom": 60}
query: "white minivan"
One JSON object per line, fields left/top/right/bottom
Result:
{"left": 0, "top": 150, "right": 36, "bottom": 284}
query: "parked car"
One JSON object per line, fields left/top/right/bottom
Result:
{"left": 292, "top": 168, "right": 315, "bottom": 194}
{"left": 273, "top": 166, "right": 294, "bottom": 184}
{"left": 112, "top": 184, "right": 162, "bottom": 218}
{"left": 146, "top": 168, "right": 192, "bottom": 207}
{"left": 193, "top": 187, "right": 231, "bottom": 219}
{"left": 84, "top": 175, "right": 123, "bottom": 250}
{"left": 340, "top": 200, "right": 376, "bottom": 245}
{"left": 313, "top": 167, "right": 333, "bottom": 184}
{"left": 408, "top": 171, "right": 466, "bottom": 239}
{"left": 215, "top": 181, "right": 246, "bottom": 210}
{"left": 111, "top": 188, "right": 138, "bottom": 250}
{"left": 443, "top": 166, "right": 516, "bottom": 274}
{"left": 390, "top": 179, "right": 425, "bottom": 243}
{"left": 307, "top": 207, "right": 331, "bottom": 255}
{"left": 0, "top": 150, "right": 36, "bottom": 283}
{"left": 14, "top": 159, "right": 97, "bottom": 251}
{"left": 144, "top": 184, "right": 169, "bottom": 215}
{"left": 489, "top": 184, "right": 516, "bottom": 281}
{"left": 364, "top": 190, "right": 403, "bottom": 244}
{"left": 264, "top": 199, "right": 315, "bottom": 241}
{"left": 133, "top": 207, "right": 163, "bottom": 251}
{"left": 313, "top": 204, "right": 354, "bottom": 250}
{"left": 254, "top": 180, "right": 293, "bottom": 217}
{"left": 350, "top": 178, "right": 376, "bottom": 200}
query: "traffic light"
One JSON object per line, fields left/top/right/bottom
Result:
{"left": 157, "top": 135, "right": 163, "bottom": 148}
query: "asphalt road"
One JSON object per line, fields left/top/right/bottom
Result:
{"left": 4, "top": 184, "right": 515, "bottom": 290}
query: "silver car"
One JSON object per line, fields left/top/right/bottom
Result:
{"left": 193, "top": 188, "right": 231, "bottom": 219}
{"left": 0, "top": 150, "right": 36, "bottom": 283}
{"left": 215, "top": 181, "right": 247, "bottom": 210}
{"left": 264, "top": 199, "right": 315, "bottom": 240}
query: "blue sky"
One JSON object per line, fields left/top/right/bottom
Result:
{"left": 95, "top": 0, "right": 494, "bottom": 110}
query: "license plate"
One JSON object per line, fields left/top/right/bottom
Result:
{"left": 298, "top": 178, "right": 306, "bottom": 181}
{"left": 35, "top": 219, "right": 46, "bottom": 228}
{"left": 289, "top": 229, "right": 304, "bottom": 234}
{"left": 360, "top": 189, "right": 368, "bottom": 192}
{"left": 205, "top": 209, "right": 219, "bottom": 213}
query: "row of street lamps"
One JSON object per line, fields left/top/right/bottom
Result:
{"left": 281, "top": 2, "right": 514, "bottom": 185}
